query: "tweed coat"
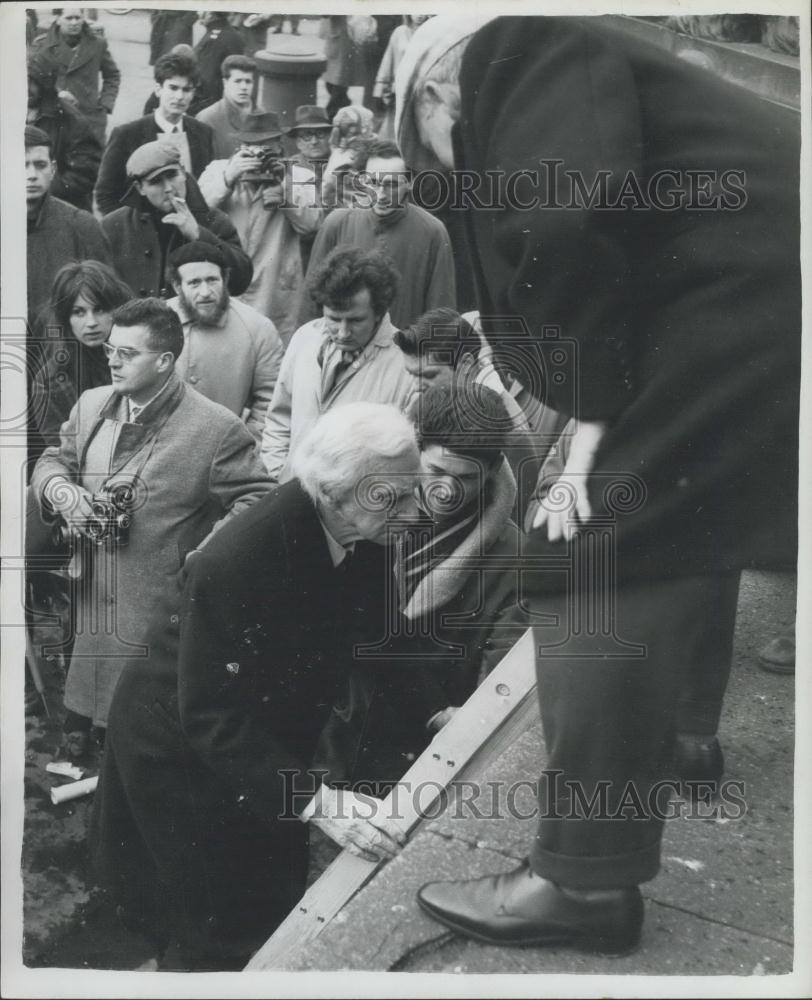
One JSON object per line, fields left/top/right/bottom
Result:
{"left": 452, "top": 16, "right": 801, "bottom": 583}
{"left": 90, "top": 481, "right": 389, "bottom": 961}
{"left": 31, "top": 21, "right": 120, "bottom": 142}
{"left": 94, "top": 114, "right": 215, "bottom": 216}
{"left": 30, "top": 372, "right": 271, "bottom": 725}
{"left": 101, "top": 175, "right": 253, "bottom": 299}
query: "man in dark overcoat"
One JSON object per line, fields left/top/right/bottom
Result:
{"left": 397, "top": 15, "right": 801, "bottom": 952}
{"left": 90, "top": 402, "right": 421, "bottom": 970}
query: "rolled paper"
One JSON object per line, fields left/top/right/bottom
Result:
{"left": 50, "top": 775, "right": 98, "bottom": 805}
{"left": 46, "top": 762, "right": 84, "bottom": 780}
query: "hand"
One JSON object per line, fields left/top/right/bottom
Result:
{"left": 161, "top": 195, "right": 200, "bottom": 240}
{"left": 58, "top": 89, "right": 79, "bottom": 110}
{"left": 261, "top": 183, "right": 284, "bottom": 209}
{"left": 45, "top": 479, "right": 96, "bottom": 540}
{"left": 531, "top": 419, "right": 607, "bottom": 541}
{"left": 224, "top": 149, "right": 264, "bottom": 187}
{"left": 309, "top": 786, "right": 407, "bottom": 863}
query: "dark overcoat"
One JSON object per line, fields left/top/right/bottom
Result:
{"left": 30, "top": 95, "right": 102, "bottom": 211}
{"left": 455, "top": 17, "right": 801, "bottom": 583}
{"left": 31, "top": 21, "right": 120, "bottom": 141}
{"left": 94, "top": 114, "right": 215, "bottom": 216}
{"left": 101, "top": 176, "right": 253, "bottom": 299}
{"left": 90, "top": 481, "right": 389, "bottom": 961}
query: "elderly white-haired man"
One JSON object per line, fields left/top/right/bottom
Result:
{"left": 90, "top": 402, "right": 422, "bottom": 971}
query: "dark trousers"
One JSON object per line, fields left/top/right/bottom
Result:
{"left": 527, "top": 572, "right": 739, "bottom": 889}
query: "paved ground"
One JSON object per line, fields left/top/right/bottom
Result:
{"left": 20, "top": 569, "right": 797, "bottom": 976}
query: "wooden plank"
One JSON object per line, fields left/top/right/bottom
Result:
{"left": 245, "top": 628, "right": 538, "bottom": 970}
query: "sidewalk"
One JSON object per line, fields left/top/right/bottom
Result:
{"left": 275, "top": 569, "right": 796, "bottom": 975}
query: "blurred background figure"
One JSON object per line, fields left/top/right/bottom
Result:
{"left": 191, "top": 10, "right": 245, "bottom": 114}
{"left": 373, "top": 15, "right": 432, "bottom": 138}
{"left": 149, "top": 9, "right": 198, "bottom": 65}
{"left": 30, "top": 8, "right": 120, "bottom": 145}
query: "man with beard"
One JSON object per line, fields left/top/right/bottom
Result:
{"left": 167, "top": 242, "right": 283, "bottom": 442}
{"left": 102, "top": 141, "right": 252, "bottom": 300}
{"left": 26, "top": 49, "right": 101, "bottom": 211}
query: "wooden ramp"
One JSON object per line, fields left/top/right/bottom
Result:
{"left": 245, "top": 628, "right": 538, "bottom": 971}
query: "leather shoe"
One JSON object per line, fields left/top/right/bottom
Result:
{"left": 417, "top": 862, "right": 643, "bottom": 953}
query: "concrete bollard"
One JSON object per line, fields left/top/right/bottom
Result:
{"left": 254, "top": 35, "right": 327, "bottom": 138}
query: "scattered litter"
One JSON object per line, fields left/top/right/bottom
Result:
{"left": 391, "top": 904, "right": 407, "bottom": 913}
{"left": 752, "top": 962, "right": 766, "bottom": 976}
{"left": 666, "top": 856, "right": 705, "bottom": 873}
{"left": 476, "top": 840, "right": 488, "bottom": 850}
{"left": 50, "top": 775, "right": 98, "bottom": 805}
{"left": 46, "top": 762, "right": 84, "bottom": 780}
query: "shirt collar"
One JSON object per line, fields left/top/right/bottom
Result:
{"left": 319, "top": 517, "right": 356, "bottom": 567}
{"left": 154, "top": 109, "right": 184, "bottom": 134}
{"left": 126, "top": 372, "right": 174, "bottom": 422}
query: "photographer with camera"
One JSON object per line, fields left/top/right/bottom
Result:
{"left": 197, "top": 111, "right": 322, "bottom": 346}
{"left": 30, "top": 298, "right": 271, "bottom": 759}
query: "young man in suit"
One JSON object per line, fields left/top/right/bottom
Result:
{"left": 94, "top": 51, "right": 215, "bottom": 216}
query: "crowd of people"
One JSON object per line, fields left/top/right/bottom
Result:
{"left": 23, "top": 9, "right": 799, "bottom": 974}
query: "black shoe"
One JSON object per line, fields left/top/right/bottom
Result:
{"left": 417, "top": 862, "right": 643, "bottom": 953}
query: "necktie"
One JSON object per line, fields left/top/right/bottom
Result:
{"left": 319, "top": 339, "right": 358, "bottom": 399}
{"left": 172, "top": 125, "right": 179, "bottom": 134}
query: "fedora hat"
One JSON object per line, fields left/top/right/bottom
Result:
{"left": 286, "top": 105, "right": 332, "bottom": 134}
{"left": 233, "top": 111, "right": 283, "bottom": 145}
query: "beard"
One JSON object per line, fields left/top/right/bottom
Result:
{"left": 179, "top": 286, "right": 230, "bottom": 327}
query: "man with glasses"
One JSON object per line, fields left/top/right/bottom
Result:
{"left": 260, "top": 246, "right": 415, "bottom": 481}
{"left": 30, "top": 296, "right": 270, "bottom": 744}
{"left": 102, "top": 140, "right": 252, "bottom": 300}
{"left": 299, "top": 138, "right": 456, "bottom": 331}
{"left": 95, "top": 51, "right": 215, "bottom": 216}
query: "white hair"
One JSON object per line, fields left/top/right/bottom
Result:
{"left": 292, "top": 403, "right": 418, "bottom": 505}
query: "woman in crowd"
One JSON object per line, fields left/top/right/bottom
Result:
{"left": 33, "top": 261, "right": 133, "bottom": 453}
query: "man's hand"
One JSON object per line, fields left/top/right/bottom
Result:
{"left": 261, "top": 183, "right": 284, "bottom": 208}
{"left": 45, "top": 478, "right": 96, "bottom": 539}
{"left": 531, "top": 419, "right": 607, "bottom": 541}
{"left": 161, "top": 195, "right": 201, "bottom": 240}
{"left": 224, "top": 149, "right": 264, "bottom": 187}
{"left": 58, "top": 89, "right": 79, "bottom": 110}
{"left": 309, "top": 786, "right": 406, "bottom": 863}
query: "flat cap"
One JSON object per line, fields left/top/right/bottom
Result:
{"left": 126, "top": 140, "right": 182, "bottom": 181}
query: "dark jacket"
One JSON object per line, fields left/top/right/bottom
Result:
{"left": 26, "top": 194, "right": 110, "bottom": 334}
{"left": 456, "top": 16, "right": 801, "bottom": 582}
{"left": 191, "top": 22, "right": 246, "bottom": 113}
{"left": 29, "top": 95, "right": 102, "bottom": 211}
{"left": 101, "top": 174, "right": 253, "bottom": 298}
{"left": 94, "top": 114, "right": 215, "bottom": 216}
{"left": 31, "top": 21, "right": 120, "bottom": 137}
{"left": 89, "top": 480, "right": 387, "bottom": 960}
{"left": 149, "top": 9, "right": 197, "bottom": 64}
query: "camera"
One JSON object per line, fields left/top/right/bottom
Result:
{"left": 52, "top": 484, "right": 135, "bottom": 548}
{"left": 244, "top": 154, "right": 288, "bottom": 186}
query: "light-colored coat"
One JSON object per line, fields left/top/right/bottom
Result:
{"left": 197, "top": 161, "right": 323, "bottom": 346}
{"left": 31, "top": 373, "right": 271, "bottom": 725}
{"left": 260, "top": 314, "right": 416, "bottom": 481}
{"left": 168, "top": 295, "right": 284, "bottom": 441}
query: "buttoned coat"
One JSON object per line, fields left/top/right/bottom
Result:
{"left": 89, "top": 481, "right": 388, "bottom": 961}
{"left": 260, "top": 314, "right": 416, "bottom": 481}
{"left": 30, "top": 372, "right": 270, "bottom": 725}
{"left": 31, "top": 21, "right": 120, "bottom": 142}
{"left": 101, "top": 176, "right": 253, "bottom": 299}
{"left": 94, "top": 114, "right": 215, "bottom": 216}
{"left": 455, "top": 16, "right": 801, "bottom": 582}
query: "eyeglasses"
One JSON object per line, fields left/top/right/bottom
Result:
{"left": 297, "top": 130, "right": 328, "bottom": 142}
{"left": 103, "top": 344, "right": 163, "bottom": 363}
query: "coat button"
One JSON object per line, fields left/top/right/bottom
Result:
{"left": 226, "top": 662, "right": 240, "bottom": 675}
{"left": 144, "top": 249, "right": 152, "bottom": 256}
{"left": 189, "top": 376, "right": 198, "bottom": 384}
{"left": 170, "top": 614, "right": 179, "bottom": 624}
